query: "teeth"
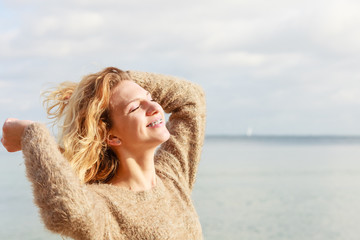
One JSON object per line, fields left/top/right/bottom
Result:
{"left": 148, "top": 119, "right": 162, "bottom": 127}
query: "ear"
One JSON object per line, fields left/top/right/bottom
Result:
{"left": 107, "top": 134, "right": 121, "bottom": 146}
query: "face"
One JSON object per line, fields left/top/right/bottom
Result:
{"left": 108, "top": 80, "right": 170, "bottom": 151}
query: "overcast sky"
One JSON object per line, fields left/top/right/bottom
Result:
{"left": 1, "top": 0, "right": 360, "bottom": 135}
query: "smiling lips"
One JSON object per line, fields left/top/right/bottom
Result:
{"left": 147, "top": 119, "right": 163, "bottom": 127}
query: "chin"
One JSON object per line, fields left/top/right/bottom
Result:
{"left": 157, "top": 130, "right": 171, "bottom": 143}
{"left": 152, "top": 129, "right": 171, "bottom": 146}
{"left": 141, "top": 126, "right": 170, "bottom": 148}
{"left": 162, "top": 131, "right": 171, "bottom": 142}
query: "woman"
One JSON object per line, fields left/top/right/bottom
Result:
{"left": 1, "top": 67, "right": 206, "bottom": 240}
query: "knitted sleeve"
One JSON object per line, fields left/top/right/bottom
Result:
{"left": 21, "top": 123, "right": 115, "bottom": 240}
{"left": 128, "top": 71, "right": 206, "bottom": 191}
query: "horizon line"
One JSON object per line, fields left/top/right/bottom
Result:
{"left": 205, "top": 134, "right": 360, "bottom": 138}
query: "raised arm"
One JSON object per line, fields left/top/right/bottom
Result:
{"left": 20, "top": 122, "right": 111, "bottom": 239}
{"left": 128, "top": 71, "right": 206, "bottom": 191}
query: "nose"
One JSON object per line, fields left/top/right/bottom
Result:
{"left": 146, "top": 101, "right": 160, "bottom": 116}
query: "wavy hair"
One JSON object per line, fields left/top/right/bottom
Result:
{"left": 43, "top": 67, "right": 131, "bottom": 184}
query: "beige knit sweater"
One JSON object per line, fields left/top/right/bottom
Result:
{"left": 21, "top": 71, "right": 206, "bottom": 240}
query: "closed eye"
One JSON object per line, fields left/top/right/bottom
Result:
{"left": 130, "top": 105, "right": 140, "bottom": 113}
{"left": 129, "top": 98, "right": 155, "bottom": 113}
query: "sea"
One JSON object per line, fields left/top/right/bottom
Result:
{"left": 1, "top": 136, "right": 360, "bottom": 240}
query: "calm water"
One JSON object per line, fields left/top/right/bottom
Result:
{"left": 194, "top": 136, "right": 360, "bottom": 240}
{"left": 1, "top": 136, "right": 360, "bottom": 240}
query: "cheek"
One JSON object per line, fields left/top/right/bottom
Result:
{"left": 111, "top": 111, "right": 149, "bottom": 141}
{"left": 121, "top": 115, "right": 146, "bottom": 136}
{"left": 110, "top": 115, "right": 132, "bottom": 138}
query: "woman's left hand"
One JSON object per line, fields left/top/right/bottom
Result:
{"left": 1, "top": 118, "right": 33, "bottom": 152}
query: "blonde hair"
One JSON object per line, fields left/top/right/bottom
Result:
{"left": 43, "top": 67, "right": 131, "bottom": 184}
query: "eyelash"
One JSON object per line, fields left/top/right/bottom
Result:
{"left": 130, "top": 99, "right": 156, "bottom": 113}
{"left": 130, "top": 106, "right": 139, "bottom": 113}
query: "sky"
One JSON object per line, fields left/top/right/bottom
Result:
{"left": 1, "top": 0, "right": 360, "bottom": 135}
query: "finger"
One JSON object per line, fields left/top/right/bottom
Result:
{"left": 3, "top": 119, "right": 9, "bottom": 132}
{"left": 1, "top": 137, "right": 7, "bottom": 149}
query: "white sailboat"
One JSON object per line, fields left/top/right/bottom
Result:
{"left": 246, "top": 127, "right": 253, "bottom": 137}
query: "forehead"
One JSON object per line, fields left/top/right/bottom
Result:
{"left": 109, "top": 80, "right": 146, "bottom": 108}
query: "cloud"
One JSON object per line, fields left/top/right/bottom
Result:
{"left": 1, "top": 0, "right": 360, "bottom": 135}
{"left": 311, "top": 0, "right": 360, "bottom": 53}
{"left": 33, "top": 12, "right": 104, "bottom": 36}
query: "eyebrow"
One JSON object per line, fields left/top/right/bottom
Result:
{"left": 125, "top": 91, "right": 151, "bottom": 107}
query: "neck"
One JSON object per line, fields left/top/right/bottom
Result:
{"left": 110, "top": 148, "right": 157, "bottom": 191}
